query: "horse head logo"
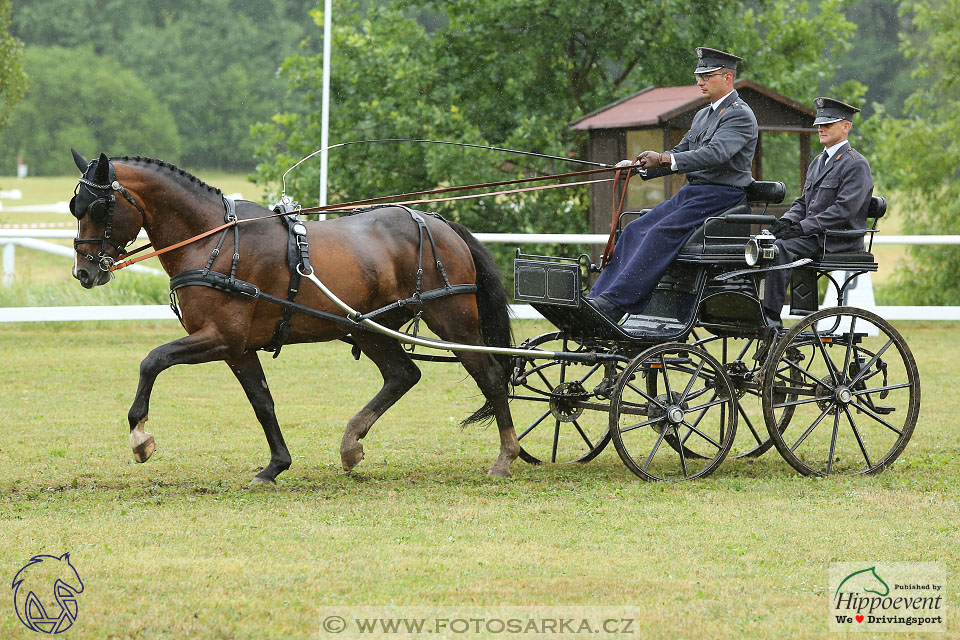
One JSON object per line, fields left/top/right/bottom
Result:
{"left": 834, "top": 565, "right": 890, "bottom": 598}
{"left": 11, "top": 553, "right": 84, "bottom": 634}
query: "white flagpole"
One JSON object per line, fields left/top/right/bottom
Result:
{"left": 318, "top": 0, "right": 332, "bottom": 219}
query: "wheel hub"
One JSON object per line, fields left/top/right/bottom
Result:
{"left": 549, "top": 381, "right": 589, "bottom": 422}
{"left": 835, "top": 386, "right": 853, "bottom": 404}
{"left": 666, "top": 405, "right": 685, "bottom": 424}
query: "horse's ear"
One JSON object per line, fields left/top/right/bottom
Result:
{"left": 71, "top": 149, "right": 88, "bottom": 172}
{"left": 94, "top": 153, "right": 110, "bottom": 183}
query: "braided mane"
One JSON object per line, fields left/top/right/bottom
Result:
{"left": 114, "top": 155, "right": 223, "bottom": 197}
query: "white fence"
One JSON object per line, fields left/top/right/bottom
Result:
{"left": 1, "top": 230, "right": 959, "bottom": 322}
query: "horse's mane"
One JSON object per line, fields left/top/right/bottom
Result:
{"left": 114, "top": 156, "right": 223, "bottom": 197}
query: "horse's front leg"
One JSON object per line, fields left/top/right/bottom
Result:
{"left": 226, "top": 351, "right": 291, "bottom": 486}
{"left": 127, "top": 326, "right": 233, "bottom": 463}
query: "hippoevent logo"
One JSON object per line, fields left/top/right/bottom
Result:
{"left": 11, "top": 553, "right": 84, "bottom": 634}
{"left": 830, "top": 562, "right": 945, "bottom": 633}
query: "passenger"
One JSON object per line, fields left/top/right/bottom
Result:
{"left": 761, "top": 97, "right": 873, "bottom": 329}
{"left": 586, "top": 47, "right": 758, "bottom": 324}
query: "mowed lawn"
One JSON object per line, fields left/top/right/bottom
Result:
{"left": 0, "top": 319, "right": 957, "bottom": 639}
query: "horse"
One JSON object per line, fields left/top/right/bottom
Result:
{"left": 69, "top": 150, "right": 520, "bottom": 485}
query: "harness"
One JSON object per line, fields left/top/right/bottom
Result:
{"left": 168, "top": 203, "right": 476, "bottom": 357}
{"left": 71, "top": 166, "right": 147, "bottom": 272}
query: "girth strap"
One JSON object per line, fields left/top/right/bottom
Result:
{"left": 264, "top": 205, "right": 314, "bottom": 357}
{"left": 168, "top": 268, "right": 475, "bottom": 331}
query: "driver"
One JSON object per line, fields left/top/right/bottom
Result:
{"left": 586, "top": 47, "right": 758, "bottom": 324}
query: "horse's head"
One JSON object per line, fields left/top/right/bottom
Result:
{"left": 70, "top": 150, "right": 145, "bottom": 288}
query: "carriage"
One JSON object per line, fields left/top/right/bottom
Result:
{"left": 70, "top": 150, "right": 919, "bottom": 484}
{"left": 508, "top": 179, "right": 920, "bottom": 480}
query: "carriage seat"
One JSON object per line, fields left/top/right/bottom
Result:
{"left": 804, "top": 196, "right": 887, "bottom": 270}
{"left": 677, "top": 180, "right": 785, "bottom": 259}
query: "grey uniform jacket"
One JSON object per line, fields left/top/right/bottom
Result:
{"left": 670, "top": 89, "right": 758, "bottom": 188}
{"left": 782, "top": 144, "right": 873, "bottom": 252}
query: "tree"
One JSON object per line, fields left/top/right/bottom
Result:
{"left": 0, "top": 47, "right": 181, "bottom": 175}
{"left": 253, "top": 0, "right": 859, "bottom": 242}
{"left": 10, "top": 0, "right": 320, "bottom": 170}
{"left": 0, "top": 0, "right": 27, "bottom": 134}
{"left": 867, "top": 0, "right": 960, "bottom": 304}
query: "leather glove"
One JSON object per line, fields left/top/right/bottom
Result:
{"left": 769, "top": 219, "right": 791, "bottom": 236}
{"left": 615, "top": 158, "right": 641, "bottom": 175}
{"left": 638, "top": 150, "right": 665, "bottom": 169}
{"left": 779, "top": 221, "right": 805, "bottom": 239}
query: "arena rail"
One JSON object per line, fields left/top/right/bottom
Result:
{"left": 1, "top": 230, "right": 959, "bottom": 322}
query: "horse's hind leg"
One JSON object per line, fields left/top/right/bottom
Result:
{"left": 340, "top": 333, "right": 421, "bottom": 471}
{"left": 226, "top": 351, "right": 292, "bottom": 486}
{"left": 456, "top": 351, "right": 520, "bottom": 478}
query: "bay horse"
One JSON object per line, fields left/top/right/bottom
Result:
{"left": 69, "top": 150, "right": 520, "bottom": 484}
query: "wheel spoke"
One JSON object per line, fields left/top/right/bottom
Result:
{"left": 551, "top": 420, "right": 561, "bottom": 463}
{"left": 852, "top": 382, "right": 911, "bottom": 396}
{"left": 677, "top": 428, "right": 690, "bottom": 476}
{"left": 619, "top": 416, "right": 665, "bottom": 434}
{"left": 686, "top": 397, "right": 734, "bottom": 414}
{"left": 518, "top": 410, "right": 551, "bottom": 440}
{"left": 790, "top": 403, "right": 836, "bottom": 452}
{"left": 779, "top": 353, "right": 827, "bottom": 387}
{"left": 660, "top": 354, "right": 673, "bottom": 398}
{"left": 737, "top": 401, "right": 764, "bottom": 445}
{"left": 826, "top": 410, "right": 841, "bottom": 474}
{"left": 843, "top": 405, "right": 873, "bottom": 468}
{"left": 570, "top": 418, "right": 596, "bottom": 450}
{"left": 849, "top": 398, "right": 904, "bottom": 435}
{"left": 841, "top": 316, "right": 858, "bottom": 382}
{"left": 680, "top": 390, "right": 718, "bottom": 446}
{"left": 679, "top": 359, "right": 706, "bottom": 403}
{"left": 812, "top": 326, "right": 842, "bottom": 384}
{"left": 641, "top": 425, "right": 669, "bottom": 472}
{"left": 847, "top": 338, "right": 894, "bottom": 388}
{"left": 626, "top": 380, "right": 661, "bottom": 407}
{"left": 681, "top": 420, "right": 723, "bottom": 449}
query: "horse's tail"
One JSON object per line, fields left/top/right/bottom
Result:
{"left": 446, "top": 221, "right": 513, "bottom": 426}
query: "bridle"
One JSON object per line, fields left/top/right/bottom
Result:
{"left": 71, "top": 162, "right": 147, "bottom": 272}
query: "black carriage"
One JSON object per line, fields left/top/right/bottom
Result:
{"left": 509, "top": 180, "right": 920, "bottom": 480}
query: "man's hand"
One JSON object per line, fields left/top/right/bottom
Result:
{"left": 769, "top": 219, "right": 791, "bottom": 236}
{"left": 770, "top": 219, "right": 804, "bottom": 239}
{"left": 638, "top": 150, "right": 666, "bottom": 169}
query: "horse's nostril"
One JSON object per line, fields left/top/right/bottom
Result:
{"left": 76, "top": 269, "right": 90, "bottom": 284}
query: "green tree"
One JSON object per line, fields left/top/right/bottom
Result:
{"left": 869, "top": 0, "right": 960, "bottom": 304}
{"left": 0, "top": 46, "right": 181, "bottom": 175}
{"left": 0, "top": 0, "right": 27, "bottom": 133}
{"left": 253, "top": 0, "right": 858, "bottom": 239}
{"left": 11, "top": 0, "right": 320, "bottom": 170}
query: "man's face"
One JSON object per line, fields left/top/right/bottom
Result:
{"left": 818, "top": 120, "right": 851, "bottom": 148}
{"left": 696, "top": 70, "right": 731, "bottom": 102}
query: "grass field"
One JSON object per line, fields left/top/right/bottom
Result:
{"left": 0, "top": 319, "right": 956, "bottom": 639}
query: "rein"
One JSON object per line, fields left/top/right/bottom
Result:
{"left": 109, "top": 165, "right": 624, "bottom": 272}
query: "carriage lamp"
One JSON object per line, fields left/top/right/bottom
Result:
{"left": 744, "top": 230, "right": 779, "bottom": 266}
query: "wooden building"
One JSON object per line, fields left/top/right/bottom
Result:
{"left": 570, "top": 79, "right": 817, "bottom": 235}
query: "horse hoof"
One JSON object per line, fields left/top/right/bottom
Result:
{"left": 249, "top": 477, "right": 278, "bottom": 490}
{"left": 130, "top": 421, "right": 156, "bottom": 463}
{"left": 487, "top": 466, "right": 512, "bottom": 479}
{"left": 341, "top": 444, "right": 365, "bottom": 472}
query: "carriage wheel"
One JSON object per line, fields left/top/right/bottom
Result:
{"left": 762, "top": 307, "right": 920, "bottom": 476}
{"left": 693, "top": 334, "right": 797, "bottom": 458}
{"left": 611, "top": 343, "right": 737, "bottom": 481}
{"left": 509, "top": 332, "right": 618, "bottom": 464}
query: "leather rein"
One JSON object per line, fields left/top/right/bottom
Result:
{"left": 106, "top": 164, "right": 636, "bottom": 273}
